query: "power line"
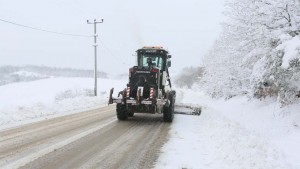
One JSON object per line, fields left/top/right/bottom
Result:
{"left": 0, "top": 18, "right": 92, "bottom": 37}
{"left": 1, "top": 17, "right": 130, "bottom": 67}
{"left": 46, "top": 2, "right": 129, "bottom": 67}
{"left": 99, "top": 40, "right": 130, "bottom": 66}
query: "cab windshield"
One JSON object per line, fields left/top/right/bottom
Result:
{"left": 138, "top": 54, "right": 164, "bottom": 70}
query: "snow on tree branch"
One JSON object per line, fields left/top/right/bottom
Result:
{"left": 199, "top": 0, "right": 300, "bottom": 104}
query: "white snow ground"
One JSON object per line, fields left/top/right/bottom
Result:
{"left": 155, "top": 88, "right": 300, "bottom": 169}
{"left": 0, "top": 77, "right": 127, "bottom": 130}
{"left": 1, "top": 78, "right": 300, "bottom": 169}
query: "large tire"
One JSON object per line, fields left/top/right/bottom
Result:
{"left": 163, "top": 96, "right": 174, "bottom": 122}
{"left": 163, "top": 91, "right": 175, "bottom": 122}
{"left": 116, "top": 103, "right": 128, "bottom": 120}
{"left": 163, "top": 103, "right": 174, "bottom": 122}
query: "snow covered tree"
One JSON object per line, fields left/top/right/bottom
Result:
{"left": 200, "top": 0, "right": 300, "bottom": 104}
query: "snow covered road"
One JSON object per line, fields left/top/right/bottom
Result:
{"left": 1, "top": 78, "right": 299, "bottom": 169}
{"left": 0, "top": 105, "right": 170, "bottom": 169}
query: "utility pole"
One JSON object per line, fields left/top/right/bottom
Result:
{"left": 87, "top": 19, "right": 103, "bottom": 96}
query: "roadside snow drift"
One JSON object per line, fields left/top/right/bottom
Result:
{"left": 155, "top": 88, "right": 300, "bottom": 169}
{"left": 0, "top": 77, "right": 126, "bottom": 129}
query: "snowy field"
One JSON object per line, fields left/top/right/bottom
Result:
{"left": 0, "top": 77, "right": 126, "bottom": 130}
{"left": 155, "top": 88, "right": 300, "bottom": 169}
{"left": 1, "top": 77, "right": 300, "bottom": 169}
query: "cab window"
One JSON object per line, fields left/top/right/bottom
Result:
{"left": 138, "top": 54, "right": 164, "bottom": 70}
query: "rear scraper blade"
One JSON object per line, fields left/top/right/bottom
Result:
{"left": 174, "top": 104, "right": 201, "bottom": 116}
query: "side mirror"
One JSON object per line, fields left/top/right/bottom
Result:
{"left": 167, "top": 60, "right": 171, "bottom": 67}
{"left": 168, "top": 55, "right": 172, "bottom": 58}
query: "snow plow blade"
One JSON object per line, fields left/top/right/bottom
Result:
{"left": 174, "top": 104, "right": 201, "bottom": 116}
{"left": 108, "top": 88, "right": 114, "bottom": 105}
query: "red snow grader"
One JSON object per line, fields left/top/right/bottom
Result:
{"left": 108, "top": 46, "right": 176, "bottom": 122}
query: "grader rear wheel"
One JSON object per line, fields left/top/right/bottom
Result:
{"left": 116, "top": 103, "right": 128, "bottom": 120}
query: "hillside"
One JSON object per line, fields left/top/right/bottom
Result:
{"left": 0, "top": 65, "right": 108, "bottom": 86}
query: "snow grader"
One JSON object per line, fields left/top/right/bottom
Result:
{"left": 108, "top": 46, "right": 176, "bottom": 122}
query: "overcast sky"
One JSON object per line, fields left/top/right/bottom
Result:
{"left": 0, "top": 0, "right": 224, "bottom": 75}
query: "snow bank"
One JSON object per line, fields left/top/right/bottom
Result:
{"left": 155, "top": 88, "right": 300, "bottom": 169}
{"left": 0, "top": 77, "right": 127, "bottom": 129}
